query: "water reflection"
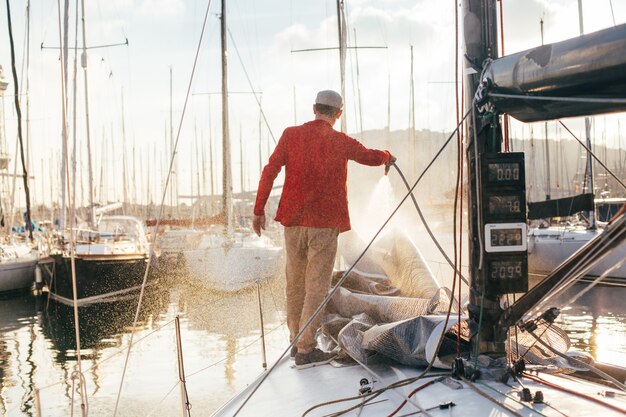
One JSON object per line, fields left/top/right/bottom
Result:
{"left": 175, "top": 277, "right": 287, "bottom": 387}
{"left": 1, "top": 277, "right": 624, "bottom": 415}
{"left": 0, "top": 295, "right": 40, "bottom": 417}
{"left": 40, "top": 288, "right": 171, "bottom": 364}
{"left": 555, "top": 283, "right": 626, "bottom": 365}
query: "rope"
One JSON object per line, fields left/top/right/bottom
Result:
{"left": 300, "top": 333, "right": 446, "bottom": 417}
{"left": 463, "top": 377, "right": 525, "bottom": 417}
{"left": 471, "top": 106, "right": 485, "bottom": 269}
{"left": 488, "top": 92, "right": 626, "bottom": 105}
{"left": 232, "top": 108, "right": 473, "bottom": 417}
{"left": 393, "top": 165, "right": 468, "bottom": 285}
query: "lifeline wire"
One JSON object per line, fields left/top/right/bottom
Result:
{"left": 112, "top": 0, "right": 215, "bottom": 415}
{"left": 231, "top": 107, "right": 473, "bottom": 417}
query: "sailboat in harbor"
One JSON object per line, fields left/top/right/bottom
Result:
{"left": 0, "top": 62, "right": 39, "bottom": 294}
{"left": 44, "top": 3, "right": 157, "bottom": 305}
{"left": 526, "top": 8, "right": 626, "bottom": 286}
{"left": 181, "top": 0, "right": 283, "bottom": 293}
{"left": 209, "top": 1, "right": 626, "bottom": 416}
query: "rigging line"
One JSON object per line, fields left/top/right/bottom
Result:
{"left": 226, "top": 28, "right": 276, "bottom": 145}
{"left": 552, "top": 256, "right": 626, "bottom": 318}
{"left": 112, "top": 0, "right": 215, "bottom": 415}
{"left": 609, "top": 0, "right": 616, "bottom": 26}
{"left": 232, "top": 108, "right": 473, "bottom": 417}
{"left": 144, "top": 380, "right": 181, "bottom": 417}
{"left": 394, "top": 165, "right": 468, "bottom": 285}
{"left": 471, "top": 106, "right": 485, "bottom": 269}
{"left": 523, "top": 225, "right": 626, "bottom": 320}
{"left": 488, "top": 92, "right": 626, "bottom": 105}
{"left": 40, "top": 39, "right": 129, "bottom": 50}
{"left": 301, "top": 336, "right": 447, "bottom": 417}
{"left": 291, "top": 46, "right": 387, "bottom": 53}
{"left": 558, "top": 120, "right": 626, "bottom": 192}
{"left": 453, "top": 0, "right": 462, "bottom": 359}
{"left": 463, "top": 377, "right": 525, "bottom": 417}
{"left": 525, "top": 230, "right": 623, "bottom": 312}
{"left": 304, "top": 363, "right": 450, "bottom": 416}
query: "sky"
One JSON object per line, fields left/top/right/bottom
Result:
{"left": 0, "top": 0, "right": 625, "bottom": 209}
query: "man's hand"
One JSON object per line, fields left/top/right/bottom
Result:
{"left": 384, "top": 154, "right": 397, "bottom": 175}
{"left": 252, "top": 214, "right": 266, "bottom": 237}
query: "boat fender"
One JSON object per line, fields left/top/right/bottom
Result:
{"left": 35, "top": 266, "right": 43, "bottom": 290}
{"left": 358, "top": 378, "right": 373, "bottom": 395}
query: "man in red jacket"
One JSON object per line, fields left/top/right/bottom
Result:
{"left": 252, "top": 90, "right": 396, "bottom": 369}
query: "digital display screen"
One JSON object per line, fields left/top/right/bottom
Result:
{"left": 489, "top": 260, "right": 524, "bottom": 281}
{"left": 487, "top": 162, "right": 521, "bottom": 182}
{"left": 490, "top": 228, "right": 523, "bottom": 247}
{"left": 488, "top": 195, "right": 522, "bottom": 215}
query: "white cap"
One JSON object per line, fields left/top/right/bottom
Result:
{"left": 315, "top": 90, "right": 343, "bottom": 109}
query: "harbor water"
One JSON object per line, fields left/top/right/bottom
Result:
{"left": 1, "top": 221, "right": 626, "bottom": 416}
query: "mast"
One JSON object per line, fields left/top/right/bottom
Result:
{"left": 5, "top": 2, "right": 34, "bottom": 240}
{"left": 409, "top": 45, "right": 416, "bottom": 178}
{"left": 59, "top": 0, "right": 70, "bottom": 230}
{"left": 463, "top": 0, "right": 506, "bottom": 357}
{"left": 0, "top": 67, "right": 10, "bottom": 232}
{"left": 578, "top": 0, "right": 596, "bottom": 229}
{"left": 239, "top": 126, "right": 244, "bottom": 194}
{"left": 336, "top": 0, "right": 347, "bottom": 133}
{"left": 221, "top": 0, "right": 233, "bottom": 233}
{"left": 541, "top": 18, "right": 551, "bottom": 201}
{"left": 80, "top": 0, "right": 96, "bottom": 226}
{"left": 122, "top": 88, "right": 129, "bottom": 208}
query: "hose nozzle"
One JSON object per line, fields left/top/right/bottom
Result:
{"left": 384, "top": 155, "right": 397, "bottom": 176}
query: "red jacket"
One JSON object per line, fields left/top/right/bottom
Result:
{"left": 254, "top": 119, "right": 391, "bottom": 232}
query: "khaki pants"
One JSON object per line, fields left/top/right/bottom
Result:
{"left": 284, "top": 226, "right": 339, "bottom": 353}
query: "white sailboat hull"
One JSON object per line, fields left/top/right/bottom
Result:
{"left": 0, "top": 253, "right": 38, "bottom": 293}
{"left": 0, "top": 242, "right": 39, "bottom": 294}
{"left": 183, "top": 235, "right": 283, "bottom": 292}
{"left": 528, "top": 227, "right": 626, "bottom": 284}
